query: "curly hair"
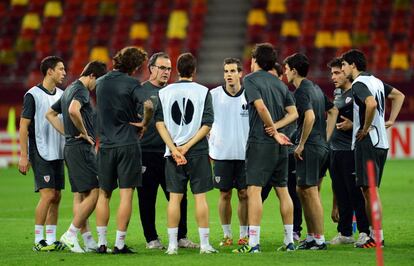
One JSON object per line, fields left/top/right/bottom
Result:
{"left": 113, "top": 46, "right": 148, "bottom": 74}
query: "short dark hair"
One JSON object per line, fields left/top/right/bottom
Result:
{"left": 251, "top": 43, "right": 277, "bottom": 71}
{"left": 148, "top": 52, "right": 170, "bottom": 73}
{"left": 274, "top": 62, "right": 283, "bottom": 76}
{"left": 327, "top": 57, "right": 343, "bottom": 69}
{"left": 340, "top": 49, "right": 367, "bottom": 71}
{"left": 40, "top": 56, "right": 64, "bottom": 76}
{"left": 283, "top": 53, "right": 309, "bottom": 77}
{"left": 223, "top": 57, "right": 242, "bottom": 72}
{"left": 80, "top": 61, "right": 107, "bottom": 79}
{"left": 177, "top": 53, "right": 196, "bottom": 78}
{"left": 113, "top": 46, "right": 148, "bottom": 74}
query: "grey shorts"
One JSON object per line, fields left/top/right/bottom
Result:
{"left": 213, "top": 160, "right": 247, "bottom": 191}
{"left": 296, "top": 143, "right": 329, "bottom": 186}
{"left": 97, "top": 144, "right": 142, "bottom": 192}
{"left": 29, "top": 149, "right": 64, "bottom": 192}
{"left": 354, "top": 136, "right": 388, "bottom": 187}
{"left": 246, "top": 142, "right": 288, "bottom": 187}
{"left": 64, "top": 144, "right": 99, "bottom": 193}
{"left": 165, "top": 154, "right": 213, "bottom": 194}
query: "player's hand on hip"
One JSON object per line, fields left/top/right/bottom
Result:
{"left": 76, "top": 133, "right": 95, "bottom": 145}
{"left": 336, "top": 115, "right": 353, "bottom": 131}
{"left": 356, "top": 129, "right": 368, "bottom": 141}
{"left": 385, "top": 120, "right": 394, "bottom": 129}
{"left": 294, "top": 144, "right": 304, "bottom": 161}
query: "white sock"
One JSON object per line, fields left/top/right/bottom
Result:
{"left": 115, "top": 230, "right": 126, "bottom": 249}
{"left": 248, "top": 226, "right": 260, "bottom": 247}
{"left": 221, "top": 224, "right": 232, "bottom": 238}
{"left": 283, "top": 224, "right": 294, "bottom": 245}
{"left": 305, "top": 233, "right": 314, "bottom": 242}
{"left": 97, "top": 226, "right": 107, "bottom": 246}
{"left": 168, "top": 227, "right": 178, "bottom": 249}
{"left": 35, "top": 225, "right": 44, "bottom": 244}
{"left": 314, "top": 234, "right": 325, "bottom": 245}
{"left": 198, "top": 227, "right": 210, "bottom": 249}
{"left": 67, "top": 223, "right": 80, "bottom": 238}
{"left": 45, "top": 225, "right": 56, "bottom": 245}
{"left": 82, "top": 231, "right": 96, "bottom": 248}
{"left": 240, "top": 226, "right": 248, "bottom": 238}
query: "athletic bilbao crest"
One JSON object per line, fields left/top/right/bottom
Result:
{"left": 171, "top": 98, "right": 194, "bottom": 126}
{"left": 215, "top": 176, "right": 221, "bottom": 183}
{"left": 44, "top": 175, "right": 50, "bottom": 183}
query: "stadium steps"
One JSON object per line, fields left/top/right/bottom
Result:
{"left": 196, "top": 0, "right": 250, "bottom": 85}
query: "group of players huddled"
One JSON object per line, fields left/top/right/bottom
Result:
{"left": 18, "top": 43, "right": 404, "bottom": 254}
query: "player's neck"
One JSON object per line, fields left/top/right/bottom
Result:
{"left": 179, "top": 77, "right": 193, "bottom": 82}
{"left": 79, "top": 76, "right": 91, "bottom": 91}
{"left": 226, "top": 84, "right": 241, "bottom": 96}
{"left": 342, "top": 82, "right": 352, "bottom": 92}
{"left": 42, "top": 78, "right": 56, "bottom": 93}
{"left": 293, "top": 77, "right": 305, "bottom": 89}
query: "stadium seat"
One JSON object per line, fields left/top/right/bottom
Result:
{"left": 43, "top": 1, "right": 62, "bottom": 17}
{"left": 129, "top": 22, "right": 149, "bottom": 40}
{"left": 314, "top": 31, "right": 334, "bottom": 48}
{"left": 390, "top": 52, "right": 409, "bottom": 70}
{"left": 247, "top": 9, "right": 267, "bottom": 26}
{"left": 267, "top": 0, "right": 286, "bottom": 14}
{"left": 280, "top": 20, "right": 300, "bottom": 37}
{"left": 21, "top": 13, "right": 41, "bottom": 30}
{"left": 166, "top": 10, "right": 189, "bottom": 39}
{"left": 333, "top": 31, "right": 352, "bottom": 48}
{"left": 89, "top": 47, "right": 110, "bottom": 63}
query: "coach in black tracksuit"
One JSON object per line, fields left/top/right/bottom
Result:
{"left": 327, "top": 58, "right": 369, "bottom": 244}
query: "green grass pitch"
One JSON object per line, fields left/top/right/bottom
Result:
{"left": 0, "top": 160, "right": 413, "bottom": 265}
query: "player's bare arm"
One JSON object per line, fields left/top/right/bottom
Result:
{"left": 326, "top": 106, "right": 338, "bottom": 141}
{"left": 295, "top": 109, "right": 315, "bottom": 160}
{"left": 356, "top": 96, "right": 376, "bottom": 141}
{"left": 45, "top": 108, "right": 65, "bottom": 135}
{"left": 18, "top": 118, "right": 31, "bottom": 175}
{"left": 385, "top": 87, "right": 405, "bottom": 129}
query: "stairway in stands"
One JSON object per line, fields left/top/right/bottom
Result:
{"left": 196, "top": 0, "right": 250, "bottom": 85}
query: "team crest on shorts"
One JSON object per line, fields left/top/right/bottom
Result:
{"left": 142, "top": 166, "right": 147, "bottom": 174}
{"left": 44, "top": 175, "right": 50, "bottom": 183}
{"left": 215, "top": 176, "right": 221, "bottom": 183}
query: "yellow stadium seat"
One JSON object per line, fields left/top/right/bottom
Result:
{"left": 390, "top": 52, "right": 409, "bottom": 70}
{"left": 167, "top": 10, "right": 189, "bottom": 39}
{"left": 267, "top": 0, "right": 286, "bottom": 14}
{"left": 89, "top": 47, "right": 110, "bottom": 63}
{"left": 44, "top": 1, "right": 63, "bottom": 17}
{"left": 247, "top": 9, "right": 267, "bottom": 26}
{"left": 281, "top": 20, "right": 300, "bottom": 37}
{"left": 333, "top": 31, "right": 352, "bottom": 47}
{"left": 15, "top": 38, "right": 33, "bottom": 52}
{"left": 21, "top": 13, "right": 41, "bottom": 30}
{"left": 315, "top": 31, "right": 334, "bottom": 48}
{"left": 0, "top": 50, "right": 16, "bottom": 65}
{"left": 129, "top": 22, "right": 149, "bottom": 40}
{"left": 11, "top": 0, "right": 28, "bottom": 6}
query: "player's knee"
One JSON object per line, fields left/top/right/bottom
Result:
{"left": 237, "top": 189, "right": 248, "bottom": 202}
{"left": 220, "top": 190, "right": 232, "bottom": 201}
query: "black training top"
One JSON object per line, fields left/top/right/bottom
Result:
{"left": 96, "top": 70, "right": 145, "bottom": 148}
{"left": 244, "top": 70, "right": 295, "bottom": 144}
{"left": 51, "top": 80, "right": 95, "bottom": 146}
